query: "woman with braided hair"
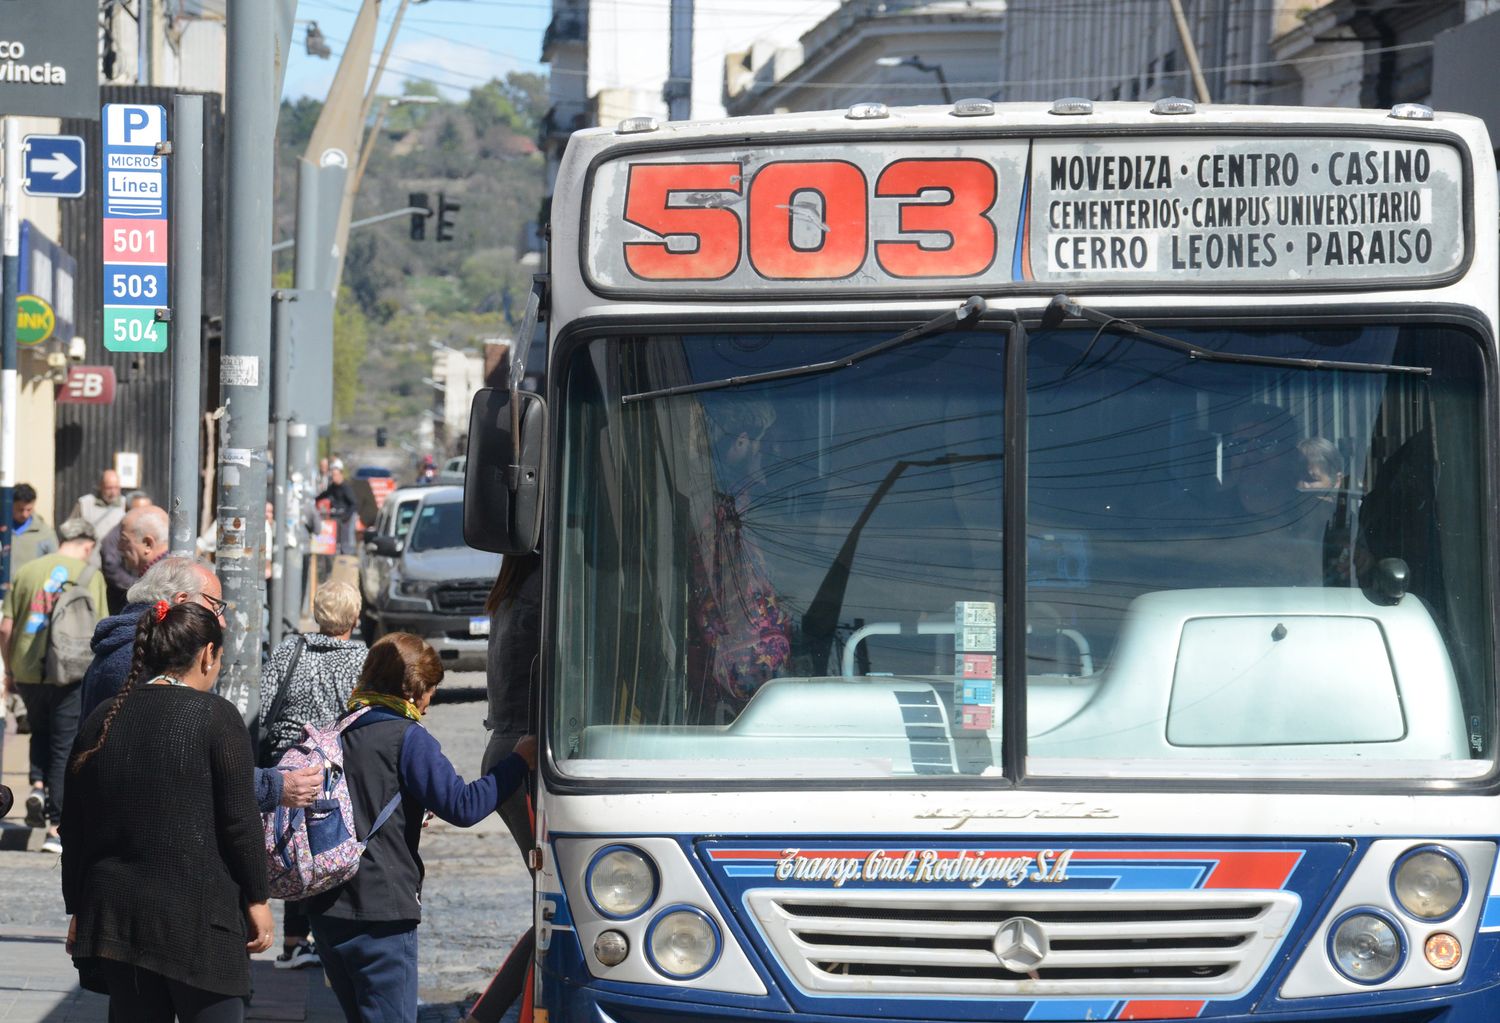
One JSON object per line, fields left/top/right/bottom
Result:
{"left": 60, "top": 600, "right": 272, "bottom": 1021}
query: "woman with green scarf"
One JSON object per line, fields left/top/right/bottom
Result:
{"left": 304, "top": 632, "right": 536, "bottom": 1021}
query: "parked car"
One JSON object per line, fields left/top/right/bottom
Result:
{"left": 358, "top": 485, "right": 500, "bottom": 669}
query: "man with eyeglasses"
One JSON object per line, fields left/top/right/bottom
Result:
{"left": 77, "top": 557, "right": 321, "bottom": 814}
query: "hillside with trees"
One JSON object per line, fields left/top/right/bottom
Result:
{"left": 274, "top": 73, "right": 547, "bottom": 466}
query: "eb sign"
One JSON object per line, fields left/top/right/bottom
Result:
{"left": 57, "top": 366, "right": 117, "bottom": 405}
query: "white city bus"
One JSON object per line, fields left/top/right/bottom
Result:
{"left": 465, "top": 98, "right": 1500, "bottom": 1023}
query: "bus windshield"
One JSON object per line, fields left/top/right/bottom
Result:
{"left": 554, "top": 323, "right": 1492, "bottom": 783}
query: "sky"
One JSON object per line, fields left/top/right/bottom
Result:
{"left": 280, "top": 0, "right": 552, "bottom": 103}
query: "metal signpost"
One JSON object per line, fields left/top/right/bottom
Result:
{"left": 22, "top": 135, "right": 85, "bottom": 198}
{"left": 101, "top": 104, "right": 170, "bottom": 354}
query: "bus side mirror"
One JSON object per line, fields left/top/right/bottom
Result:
{"left": 464, "top": 387, "right": 547, "bottom": 554}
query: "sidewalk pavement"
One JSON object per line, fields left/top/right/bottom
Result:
{"left": 1, "top": 720, "right": 351, "bottom": 1021}
{"left": 0, "top": 927, "right": 348, "bottom": 1022}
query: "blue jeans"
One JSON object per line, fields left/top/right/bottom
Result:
{"left": 308, "top": 915, "right": 419, "bottom": 1022}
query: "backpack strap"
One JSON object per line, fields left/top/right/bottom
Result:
{"left": 364, "top": 791, "right": 405, "bottom": 843}
{"left": 258, "top": 636, "right": 307, "bottom": 765}
{"left": 340, "top": 711, "right": 414, "bottom": 842}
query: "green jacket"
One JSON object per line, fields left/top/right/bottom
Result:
{"left": 2, "top": 553, "right": 107, "bottom": 684}
{"left": 12, "top": 515, "right": 57, "bottom": 571}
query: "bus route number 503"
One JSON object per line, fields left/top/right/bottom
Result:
{"left": 621, "top": 159, "right": 1000, "bottom": 282}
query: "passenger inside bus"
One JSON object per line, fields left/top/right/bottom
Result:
{"left": 685, "top": 399, "right": 794, "bottom": 723}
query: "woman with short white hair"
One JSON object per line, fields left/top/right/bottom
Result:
{"left": 257, "top": 580, "right": 370, "bottom": 969}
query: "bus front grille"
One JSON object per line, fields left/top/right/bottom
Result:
{"left": 744, "top": 888, "right": 1299, "bottom": 998}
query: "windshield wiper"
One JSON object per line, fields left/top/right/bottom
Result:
{"left": 1041, "top": 294, "right": 1431, "bottom": 378}
{"left": 620, "top": 295, "right": 989, "bottom": 405}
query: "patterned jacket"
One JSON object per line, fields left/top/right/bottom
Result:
{"left": 258, "top": 633, "right": 369, "bottom": 762}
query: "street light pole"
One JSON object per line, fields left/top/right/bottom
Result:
{"left": 0, "top": 118, "right": 19, "bottom": 595}
{"left": 218, "top": 0, "right": 277, "bottom": 721}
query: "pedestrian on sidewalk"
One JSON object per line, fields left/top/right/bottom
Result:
{"left": 63, "top": 601, "right": 274, "bottom": 1021}
{"left": 316, "top": 462, "right": 358, "bottom": 555}
{"left": 258, "top": 580, "right": 370, "bottom": 971}
{"left": 79, "top": 556, "right": 323, "bottom": 812}
{"left": 107, "top": 498, "right": 165, "bottom": 614}
{"left": 305, "top": 633, "right": 536, "bottom": 1021}
{"left": 0, "top": 518, "right": 107, "bottom": 854}
{"left": 11, "top": 482, "right": 58, "bottom": 571}
{"left": 69, "top": 469, "right": 125, "bottom": 539}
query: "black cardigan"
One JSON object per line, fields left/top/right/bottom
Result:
{"left": 61, "top": 686, "right": 270, "bottom": 997}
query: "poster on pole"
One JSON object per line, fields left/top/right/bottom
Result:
{"left": 101, "top": 103, "right": 170, "bottom": 353}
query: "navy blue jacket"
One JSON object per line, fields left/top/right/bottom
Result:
{"left": 80, "top": 602, "right": 147, "bottom": 723}
{"left": 81, "top": 601, "right": 284, "bottom": 812}
{"left": 307, "top": 708, "right": 527, "bottom": 922}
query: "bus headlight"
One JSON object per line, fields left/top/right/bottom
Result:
{"left": 586, "top": 845, "right": 657, "bottom": 919}
{"left": 647, "top": 907, "right": 720, "bottom": 979}
{"left": 1329, "top": 910, "right": 1404, "bottom": 984}
{"left": 1393, "top": 847, "right": 1466, "bottom": 921}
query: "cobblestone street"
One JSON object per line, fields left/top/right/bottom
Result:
{"left": 0, "top": 676, "right": 532, "bottom": 1020}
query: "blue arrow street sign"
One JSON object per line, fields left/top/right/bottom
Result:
{"left": 22, "top": 135, "right": 86, "bottom": 198}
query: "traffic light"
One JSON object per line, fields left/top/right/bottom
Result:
{"left": 375, "top": 426, "right": 389, "bottom": 448}
{"left": 409, "top": 192, "right": 429, "bottom": 241}
{"left": 436, "top": 194, "right": 461, "bottom": 242}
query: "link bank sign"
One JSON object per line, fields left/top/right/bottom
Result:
{"left": 0, "top": 0, "right": 100, "bottom": 120}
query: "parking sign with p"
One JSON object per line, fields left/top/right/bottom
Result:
{"left": 102, "top": 103, "right": 170, "bottom": 352}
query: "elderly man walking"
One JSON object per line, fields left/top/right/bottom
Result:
{"left": 70, "top": 469, "right": 125, "bottom": 538}
{"left": 0, "top": 519, "right": 108, "bottom": 853}
{"left": 106, "top": 500, "right": 167, "bottom": 613}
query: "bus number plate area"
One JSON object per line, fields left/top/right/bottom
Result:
{"left": 583, "top": 136, "right": 1466, "bottom": 294}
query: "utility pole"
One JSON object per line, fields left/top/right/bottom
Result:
{"left": 169, "top": 94, "right": 204, "bottom": 555}
{"left": 665, "top": 0, "right": 694, "bottom": 120}
{"left": 0, "top": 118, "right": 18, "bottom": 594}
{"left": 218, "top": 0, "right": 277, "bottom": 720}
{"left": 1167, "top": 0, "right": 1212, "bottom": 104}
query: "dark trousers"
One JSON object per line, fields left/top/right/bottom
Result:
{"left": 482, "top": 731, "right": 534, "bottom": 868}
{"left": 101, "top": 960, "right": 243, "bottom": 1023}
{"left": 284, "top": 900, "right": 311, "bottom": 944}
{"left": 17, "top": 681, "right": 81, "bottom": 827}
{"left": 309, "top": 916, "right": 419, "bottom": 1022}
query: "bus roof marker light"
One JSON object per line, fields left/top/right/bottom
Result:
{"left": 1050, "top": 98, "right": 1094, "bottom": 116}
{"left": 1151, "top": 97, "right": 1197, "bottom": 116}
{"left": 846, "top": 102, "right": 890, "bottom": 120}
{"left": 617, "top": 116, "right": 660, "bottom": 135}
{"left": 1390, "top": 103, "right": 1435, "bottom": 121}
{"left": 952, "top": 98, "right": 995, "bottom": 117}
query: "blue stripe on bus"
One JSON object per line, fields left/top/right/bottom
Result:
{"left": 1024, "top": 1000, "right": 1120, "bottom": 1020}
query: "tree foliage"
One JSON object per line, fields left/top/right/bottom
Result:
{"left": 275, "top": 71, "right": 547, "bottom": 462}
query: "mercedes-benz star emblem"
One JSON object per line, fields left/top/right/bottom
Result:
{"left": 992, "top": 916, "right": 1050, "bottom": 972}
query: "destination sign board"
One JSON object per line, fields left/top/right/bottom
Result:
{"left": 101, "top": 103, "right": 170, "bottom": 352}
{"left": 583, "top": 134, "right": 1467, "bottom": 294}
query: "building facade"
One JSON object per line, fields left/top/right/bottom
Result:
{"left": 724, "top": 0, "right": 1006, "bottom": 116}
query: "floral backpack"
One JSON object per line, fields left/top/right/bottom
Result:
{"left": 263, "top": 706, "right": 405, "bottom": 901}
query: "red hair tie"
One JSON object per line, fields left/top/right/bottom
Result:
{"left": 153, "top": 600, "right": 170, "bottom": 622}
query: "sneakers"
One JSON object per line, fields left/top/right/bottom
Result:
{"left": 40, "top": 834, "right": 62, "bottom": 855}
{"left": 275, "top": 942, "right": 320, "bottom": 970}
{"left": 24, "top": 789, "right": 46, "bottom": 829}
